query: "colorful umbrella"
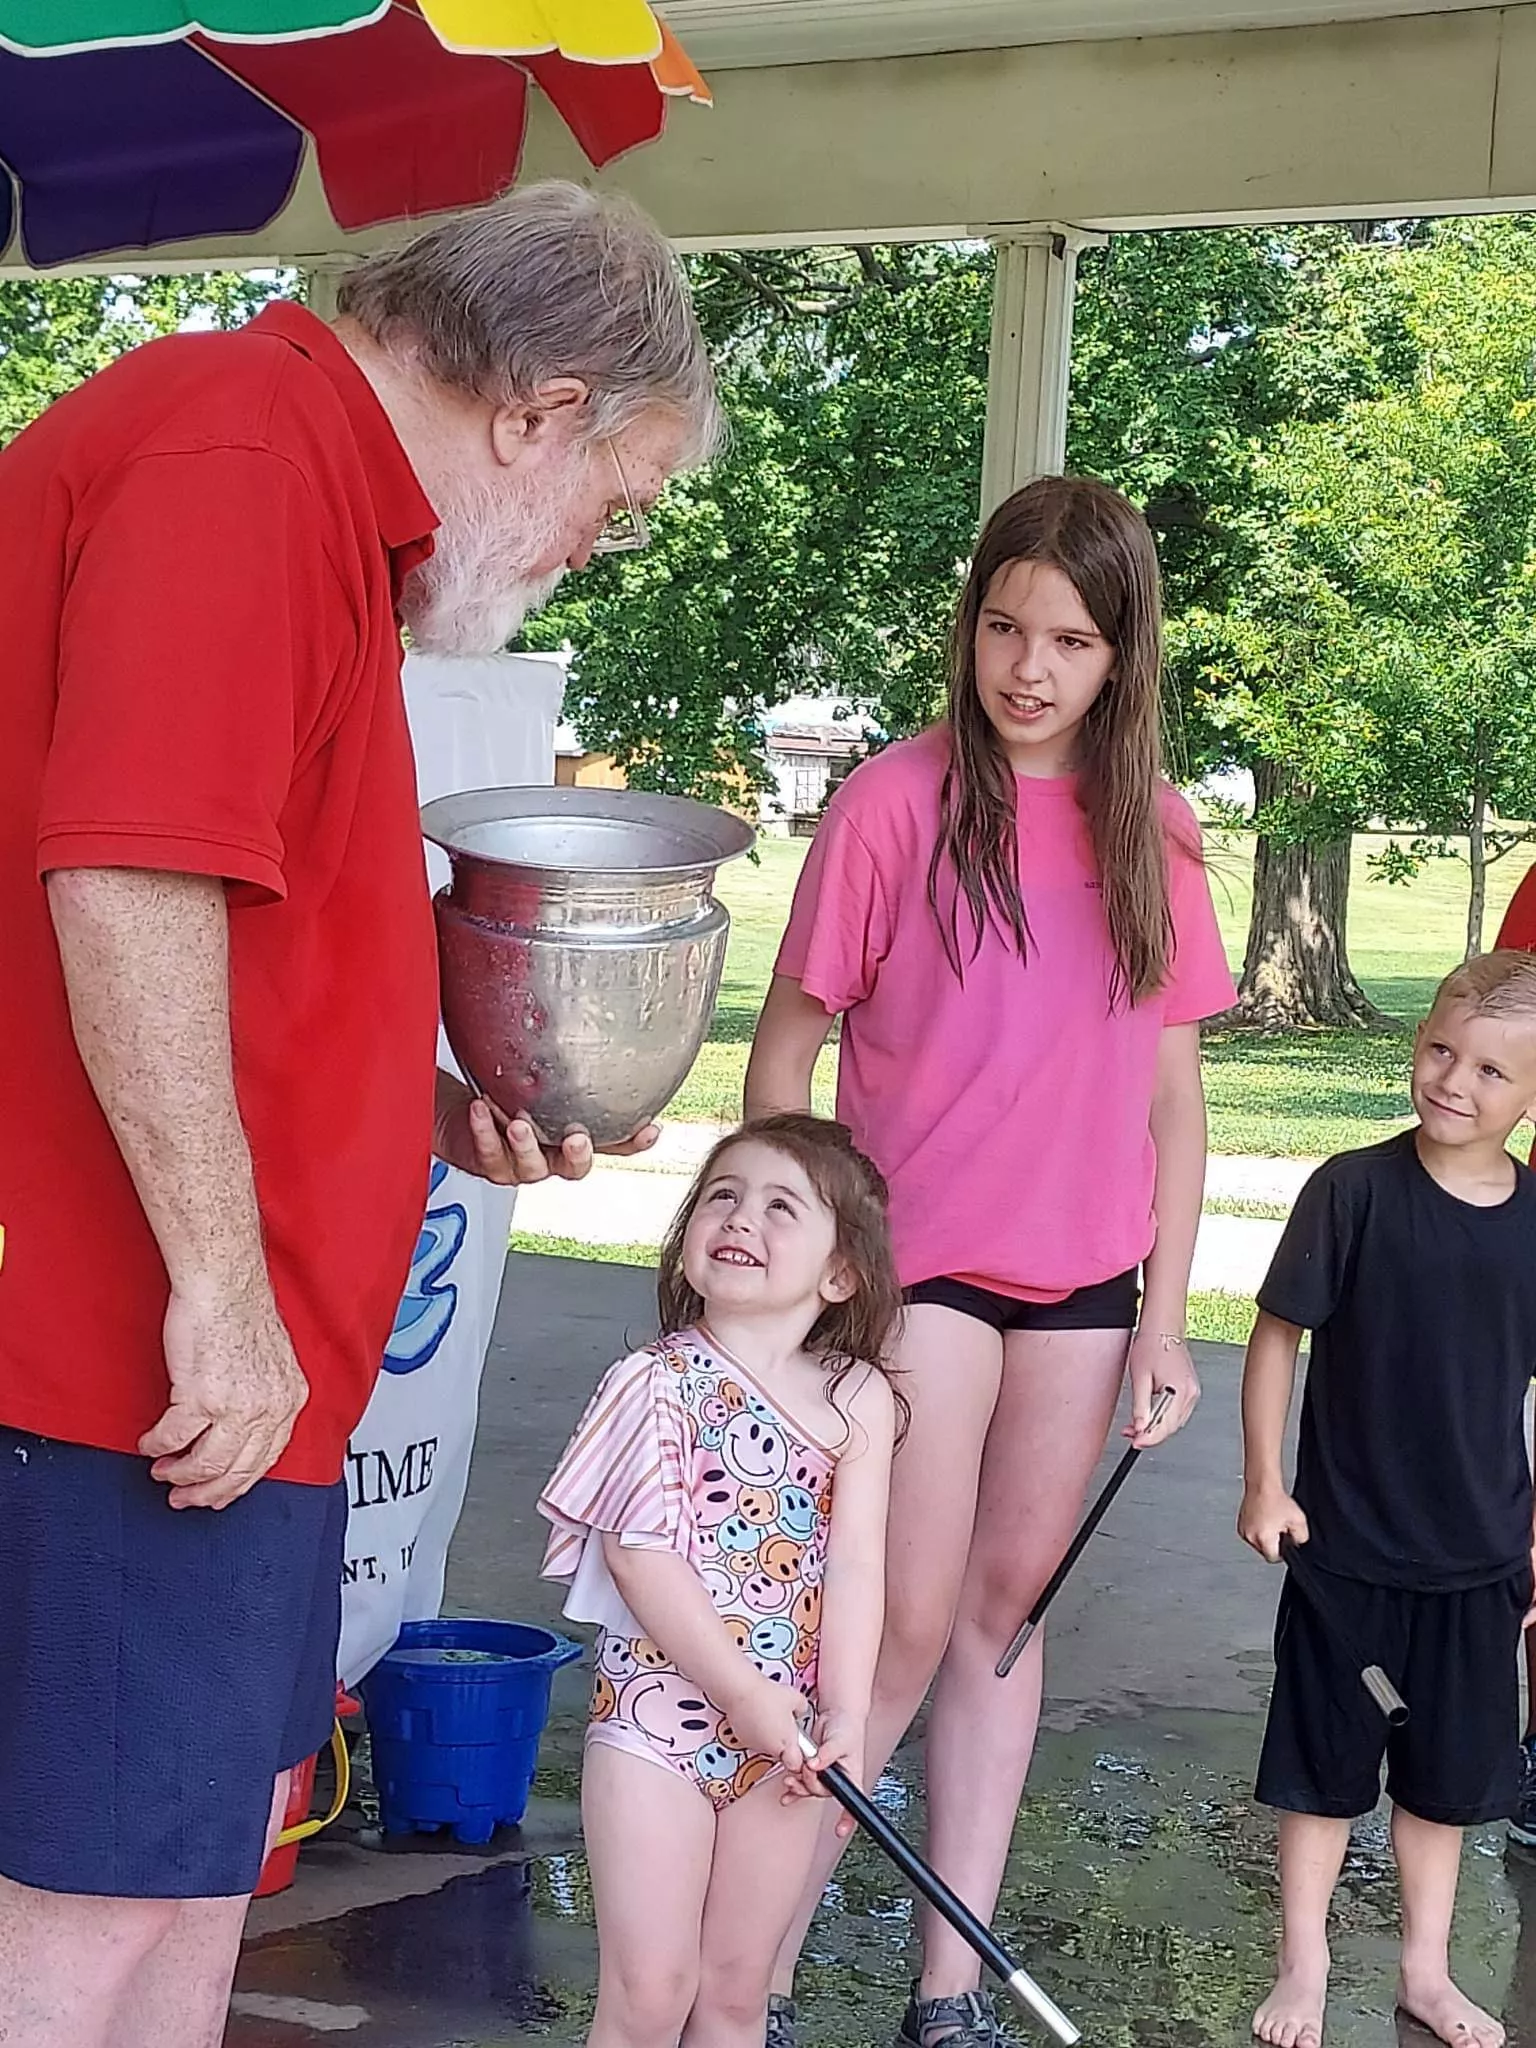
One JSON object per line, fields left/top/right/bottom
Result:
{"left": 0, "top": 0, "right": 708, "bottom": 269}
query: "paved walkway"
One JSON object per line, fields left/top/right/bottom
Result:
{"left": 511, "top": 1130, "right": 1317, "bottom": 1295}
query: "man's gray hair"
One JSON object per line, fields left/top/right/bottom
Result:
{"left": 338, "top": 181, "right": 723, "bottom": 464}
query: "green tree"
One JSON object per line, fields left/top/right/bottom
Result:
{"left": 524, "top": 380, "right": 821, "bottom": 809}
{"left": 1197, "top": 219, "right": 1536, "bottom": 1006}
{"left": 1361, "top": 221, "right": 1536, "bottom": 955}
{"left": 1071, "top": 224, "right": 1424, "bottom": 1026}
{"left": 509, "top": 223, "right": 1536, "bottom": 1021}
{"left": 0, "top": 273, "right": 291, "bottom": 444}
{"left": 525, "top": 245, "right": 993, "bottom": 788}
{"left": 528, "top": 228, "right": 1420, "bottom": 1031}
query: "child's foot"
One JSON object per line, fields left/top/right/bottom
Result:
{"left": 1253, "top": 1958, "right": 1328, "bottom": 2048}
{"left": 1396, "top": 1971, "right": 1505, "bottom": 2048}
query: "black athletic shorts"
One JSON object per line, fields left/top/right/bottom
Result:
{"left": 1256, "top": 1564, "right": 1531, "bottom": 1827}
{"left": 903, "top": 1268, "right": 1140, "bottom": 1333}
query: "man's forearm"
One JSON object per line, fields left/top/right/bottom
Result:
{"left": 47, "top": 867, "right": 269, "bottom": 1295}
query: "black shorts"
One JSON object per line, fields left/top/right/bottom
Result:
{"left": 904, "top": 1268, "right": 1140, "bottom": 1333}
{"left": 0, "top": 1427, "right": 346, "bottom": 1898}
{"left": 1256, "top": 1565, "right": 1531, "bottom": 1827}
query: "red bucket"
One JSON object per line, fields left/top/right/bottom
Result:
{"left": 254, "top": 1752, "right": 318, "bottom": 1898}
{"left": 253, "top": 1688, "right": 358, "bottom": 1899}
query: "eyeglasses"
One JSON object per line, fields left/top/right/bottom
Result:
{"left": 591, "top": 440, "right": 652, "bottom": 555}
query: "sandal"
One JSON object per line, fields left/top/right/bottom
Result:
{"left": 766, "top": 1992, "right": 798, "bottom": 2048}
{"left": 894, "top": 1983, "right": 1008, "bottom": 2047}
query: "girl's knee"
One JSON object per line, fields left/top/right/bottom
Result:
{"left": 960, "top": 1562, "right": 1050, "bottom": 1649}
{"left": 598, "top": 1957, "right": 699, "bottom": 2043}
{"left": 960, "top": 1520, "right": 1086, "bottom": 1649}
{"left": 692, "top": 1961, "right": 770, "bottom": 2036}
{"left": 876, "top": 1598, "right": 955, "bottom": 1706}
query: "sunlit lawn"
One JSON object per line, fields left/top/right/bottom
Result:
{"left": 666, "top": 830, "right": 1531, "bottom": 1158}
{"left": 509, "top": 1236, "right": 1271, "bottom": 1346}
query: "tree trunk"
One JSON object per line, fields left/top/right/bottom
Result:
{"left": 1224, "top": 761, "right": 1393, "bottom": 1031}
{"left": 1465, "top": 777, "right": 1487, "bottom": 962}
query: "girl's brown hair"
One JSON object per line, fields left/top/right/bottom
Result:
{"left": 656, "top": 1113, "right": 905, "bottom": 1428}
{"left": 928, "top": 474, "right": 1173, "bottom": 1006}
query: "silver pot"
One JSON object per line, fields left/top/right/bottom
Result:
{"left": 422, "top": 786, "right": 756, "bottom": 1146}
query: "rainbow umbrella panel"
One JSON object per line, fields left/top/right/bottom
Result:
{"left": 0, "top": 0, "right": 708, "bottom": 267}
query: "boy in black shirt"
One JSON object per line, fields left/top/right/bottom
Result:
{"left": 1240, "top": 951, "right": 1536, "bottom": 2048}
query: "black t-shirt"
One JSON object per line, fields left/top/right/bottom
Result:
{"left": 1257, "top": 1130, "right": 1536, "bottom": 1591}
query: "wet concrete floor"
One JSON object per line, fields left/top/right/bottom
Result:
{"left": 227, "top": 1255, "right": 1536, "bottom": 2047}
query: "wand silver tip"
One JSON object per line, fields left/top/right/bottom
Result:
{"left": 995, "top": 1620, "right": 1037, "bottom": 1678}
{"left": 1005, "top": 1968, "right": 1080, "bottom": 2044}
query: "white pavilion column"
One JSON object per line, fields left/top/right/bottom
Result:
{"left": 303, "top": 264, "right": 347, "bottom": 319}
{"left": 979, "top": 226, "right": 1104, "bottom": 517}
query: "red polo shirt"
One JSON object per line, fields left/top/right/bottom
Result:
{"left": 0, "top": 302, "right": 441, "bottom": 1484}
{"left": 1498, "top": 866, "right": 1536, "bottom": 953}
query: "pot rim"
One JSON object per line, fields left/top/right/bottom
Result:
{"left": 420, "top": 786, "right": 756, "bottom": 881}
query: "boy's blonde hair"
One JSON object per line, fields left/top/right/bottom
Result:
{"left": 1432, "top": 949, "right": 1536, "bottom": 1021}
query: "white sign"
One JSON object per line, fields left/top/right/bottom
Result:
{"left": 337, "top": 650, "right": 566, "bottom": 1689}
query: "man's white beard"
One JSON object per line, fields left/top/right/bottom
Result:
{"left": 401, "top": 466, "right": 580, "bottom": 657}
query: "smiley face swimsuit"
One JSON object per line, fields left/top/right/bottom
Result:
{"left": 539, "top": 1330, "right": 838, "bottom": 1808}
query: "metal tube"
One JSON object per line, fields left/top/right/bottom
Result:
{"left": 799, "top": 1739, "right": 1080, "bottom": 2046}
{"left": 1362, "top": 1664, "right": 1411, "bottom": 1729}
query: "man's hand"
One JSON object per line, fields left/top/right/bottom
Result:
{"left": 1238, "top": 1483, "right": 1310, "bottom": 1563}
{"left": 432, "top": 1071, "right": 659, "bottom": 1184}
{"left": 140, "top": 1276, "right": 308, "bottom": 1510}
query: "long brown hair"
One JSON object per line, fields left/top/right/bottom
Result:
{"left": 656, "top": 1114, "right": 906, "bottom": 1432}
{"left": 928, "top": 474, "right": 1173, "bottom": 1005}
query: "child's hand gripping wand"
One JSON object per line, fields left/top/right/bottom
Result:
{"left": 796, "top": 1734, "right": 1080, "bottom": 2045}
{"left": 996, "top": 1386, "right": 1177, "bottom": 1679}
{"left": 1279, "top": 1534, "right": 1409, "bottom": 1727}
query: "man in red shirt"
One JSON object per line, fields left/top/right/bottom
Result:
{"left": 0, "top": 181, "right": 720, "bottom": 2046}
{"left": 1500, "top": 863, "right": 1536, "bottom": 956}
{"left": 1494, "top": 865, "right": 1536, "bottom": 1859}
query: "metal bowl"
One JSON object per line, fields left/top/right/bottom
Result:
{"left": 423, "top": 787, "right": 755, "bottom": 1145}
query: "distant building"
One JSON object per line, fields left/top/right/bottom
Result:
{"left": 760, "top": 697, "right": 880, "bottom": 836}
{"left": 550, "top": 690, "right": 882, "bottom": 828}
{"left": 553, "top": 723, "right": 626, "bottom": 790}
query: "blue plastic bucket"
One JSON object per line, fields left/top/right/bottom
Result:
{"left": 359, "top": 1619, "right": 582, "bottom": 1844}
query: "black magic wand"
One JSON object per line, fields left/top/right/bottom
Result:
{"left": 996, "top": 1386, "right": 1177, "bottom": 1679}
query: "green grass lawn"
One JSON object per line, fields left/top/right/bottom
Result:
{"left": 663, "top": 830, "right": 1532, "bottom": 1157}
{"left": 510, "top": 1235, "right": 1264, "bottom": 1346}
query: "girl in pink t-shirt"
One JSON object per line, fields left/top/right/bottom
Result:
{"left": 746, "top": 476, "right": 1235, "bottom": 2048}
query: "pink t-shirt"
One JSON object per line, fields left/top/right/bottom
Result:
{"left": 775, "top": 727, "right": 1236, "bottom": 1297}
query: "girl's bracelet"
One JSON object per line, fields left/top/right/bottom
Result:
{"left": 1138, "top": 1329, "right": 1188, "bottom": 1349}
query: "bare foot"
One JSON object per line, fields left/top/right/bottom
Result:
{"left": 1254, "top": 1958, "right": 1329, "bottom": 2048}
{"left": 1396, "top": 1972, "right": 1505, "bottom": 2048}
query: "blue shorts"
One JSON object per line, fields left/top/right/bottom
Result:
{"left": 0, "top": 1428, "right": 346, "bottom": 1899}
